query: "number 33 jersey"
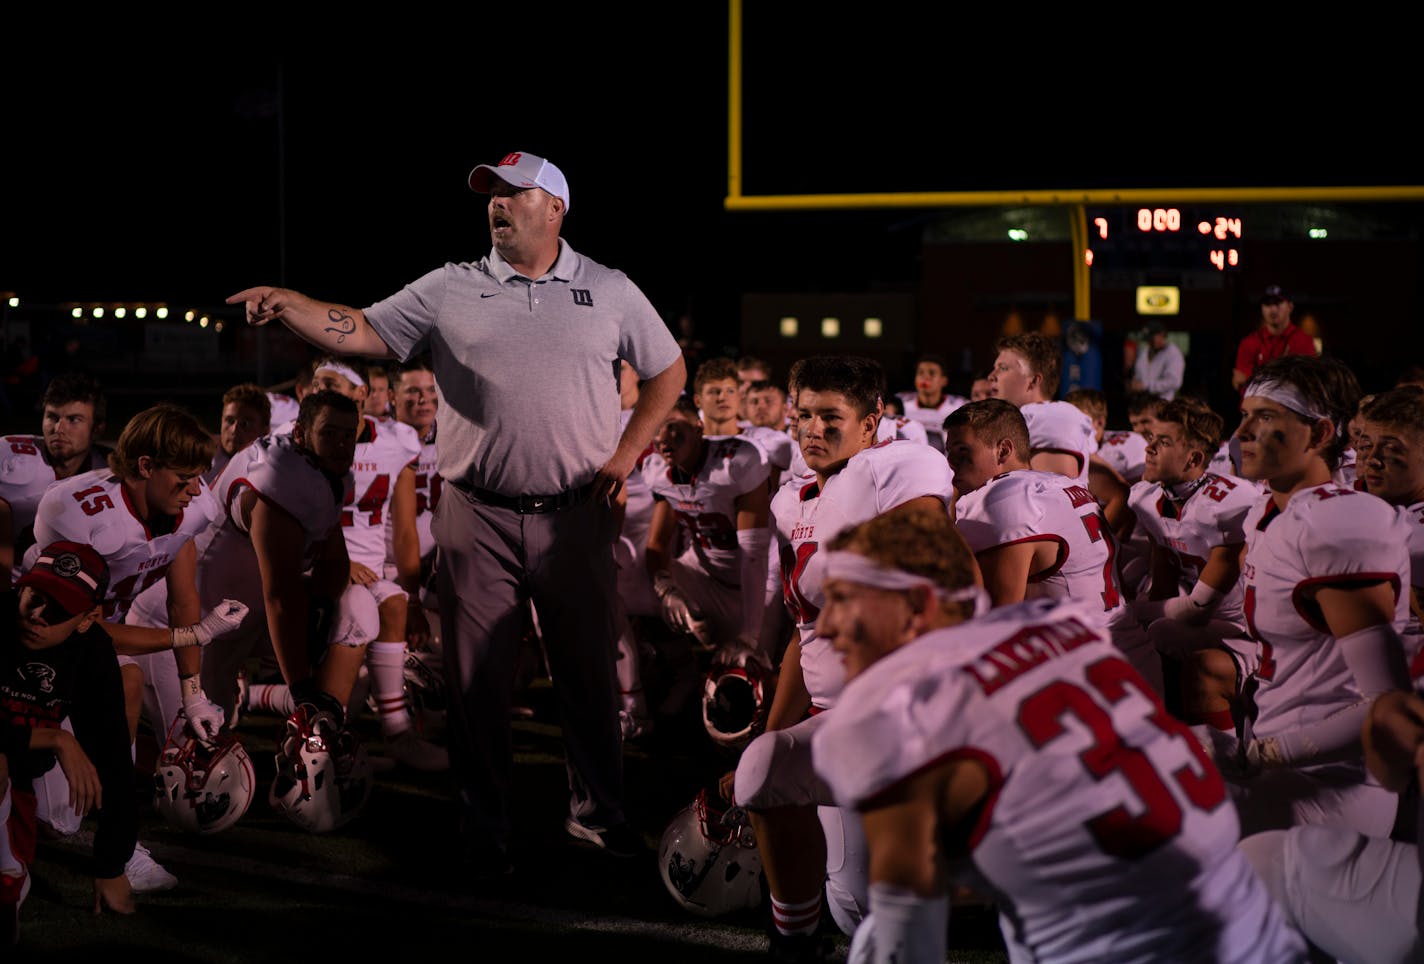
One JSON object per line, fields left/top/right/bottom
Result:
{"left": 29, "top": 468, "right": 220, "bottom": 624}
{"left": 813, "top": 597, "right": 1305, "bottom": 964}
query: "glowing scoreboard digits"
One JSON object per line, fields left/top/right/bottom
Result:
{"left": 1086, "top": 208, "right": 1244, "bottom": 272}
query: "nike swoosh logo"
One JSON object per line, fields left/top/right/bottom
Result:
{"left": 481, "top": 292, "right": 498, "bottom": 298}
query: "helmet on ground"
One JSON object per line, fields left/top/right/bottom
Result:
{"left": 702, "top": 661, "right": 765, "bottom": 751}
{"left": 268, "top": 705, "right": 373, "bottom": 833}
{"left": 153, "top": 723, "right": 256, "bottom": 834}
{"left": 658, "top": 788, "right": 764, "bottom": 918}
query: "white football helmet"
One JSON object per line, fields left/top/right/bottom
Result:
{"left": 659, "top": 788, "right": 764, "bottom": 918}
{"left": 153, "top": 724, "right": 256, "bottom": 835}
{"left": 268, "top": 706, "right": 373, "bottom": 834}
{"left": 702, "top": 659, "right": 766, "bottom": 751}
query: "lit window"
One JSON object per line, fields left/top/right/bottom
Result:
{"left": 863, "top": 317, "right": 882, "bottom": 338}
{"left": 821, "top": 317, "right": 840, "bottom": 338}
{"left": 779, "top": 316, "right": 798, "bottom": 338}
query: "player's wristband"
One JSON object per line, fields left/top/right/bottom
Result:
{"left": 179, "top": 674, "right": 202, "bottom": 699}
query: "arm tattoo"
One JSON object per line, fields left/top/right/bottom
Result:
{"left": 324, "top": 308, "right": 357, "bottom": 344}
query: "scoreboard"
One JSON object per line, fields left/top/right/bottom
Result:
{"left": 1085, "top": 207, "right": 1245, "bottom": 273}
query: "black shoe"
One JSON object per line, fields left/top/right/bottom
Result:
{"left": 462, "top": 842, "right": 514, "bottom": 882}
{"left": 766, "top": 930, "right": 831, "bottom": 963}
{"left": 563, "top": 817, "right": 646, "bottom": 858}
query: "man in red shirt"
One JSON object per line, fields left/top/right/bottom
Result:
{"left": 1231, "top": 284, "right": 1318, "bottom": 393}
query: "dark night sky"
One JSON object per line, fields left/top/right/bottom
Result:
{"left": 3, "top": 19, "right": 1419, "bottom": 355}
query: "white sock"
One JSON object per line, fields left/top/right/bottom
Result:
{"left": 369, "top": 641, "right": 411, "bottom": 737}
{"left": 771, "top": 893, "right": 821, "bottom": 937}
{"left": 247, "top": 683, "right": 295, "bottom": 716}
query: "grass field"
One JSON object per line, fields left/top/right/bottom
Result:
{"left": 12, "top": 673, "right": 1010, "bottom": 963}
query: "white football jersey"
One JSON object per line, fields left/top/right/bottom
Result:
{"left": 1394, "top": 500, "right": 1424, "bottom": 681}
{"left": 0, "top": 437, "right": 108, "bottom": 544}
{"left": 1241, "top": 484, "right": 1411, "bottom": 740}
{"left": 266, "top": 392, "right": 300, "bottom": 428}
{"left": 641, "top": 436, "right": 769, "bottom": 585}
{"left": 1096, "top": 429, "right": 1148, "bottom": 484}
{"left": 198, "top": 433, "right": 351, "bottom": 615}
{"left": 900, "top": 394, "right": 965, "bottom": 451}
{"left": 1022, "top": 400, "right": 1097, "bottom": 487}
{"left": 344, "top": 416, "right": 420, "bottom": 571}
{"left": 740, "top": 424, "right": 795, "bottom": 474}
{"left": 771, "top": 439, "right": 954, "bottom": 708}
{"left": 875, "top": 415, "right": 930, "bottom": 447}
{"left": 1128, "top": 473, "right": 1256, "bottom": 626}
{"left": 29, "top": 468, "right": 220, "bottom": 624}
{"left": 385, "top": 423, "right": 440, "bottom": 563}
{"left": 812, "top": 597, "right": 1303, "bottom": 964}
{"left": 956, "top": 469, "right": 1129, "bottom": 630}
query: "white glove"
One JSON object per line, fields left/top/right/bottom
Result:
{"left": 180, "top": 675, "right": 226, "bottom": 741}
{"left": 653, "top": 572, "right": 702, "bottom": 635}
{"left": 171, "top": 598, "right": 250, "bottom": 649}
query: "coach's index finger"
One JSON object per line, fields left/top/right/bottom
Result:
{"left": 226, "top": 285, "right": 277, "bottom": 325}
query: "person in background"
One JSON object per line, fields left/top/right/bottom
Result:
{"left": 1231, "top": 284, "right": 1318, "bottom": 396}
{"left": 207, "top": 383, "right": 271, "bottom": 485}
{"left": 1130, "top": 320, "right": 1185, "bottom": 400}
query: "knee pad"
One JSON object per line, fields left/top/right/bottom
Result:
{"left": 330, "top": 584, "right": 378, "bottom": 648}
{"left": 734, "top": 727, "right": 815, "bottom": 810}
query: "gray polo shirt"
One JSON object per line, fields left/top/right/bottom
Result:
{"left": 364, "top": 240, "right": 681, "bottom": 496}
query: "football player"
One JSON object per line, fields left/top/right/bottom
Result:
{"left": 810, "top": 504, "right": 1306, "bottom": 964}
{"left": 206, "top": 383, "right": 271, "bottom": 485}
{"left": 897, "top": 353, "right": 966, "bottom": 453}
{"left": 944, "top": 399, "right": 1153, "bottom": 690}
{"left": 0, "top": 372, "right": 111, "bottom": 584}
{"left": 1354, "top": 385, "right": 1424, "bottom": 680}
{"left": 363, "top": 364, "right": 394, "bottom": 420}
{"left": 642, "top": 394, "right": 771, "bottom": 664}
{"left": 987, "top": 332, "right": 1097, "bottom": 485}
{"left": 720, "top": 354, "right": 955, "bottom": 959}
{"left": 1208, "top": 354, "right": 1411, "bottom": 838}
{"left": 1064, "top": 387, "right": 1135, "bottom": 539}
{"left": 245, "top": 358, "right": 444, "bottom": 770}
{"left": 28, "top": 404, "right": 247, "bottom": 891}
{"left": 183, "top": 389, "right": 360, "bottom": 726}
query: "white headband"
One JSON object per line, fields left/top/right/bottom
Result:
{"left": 824, "top": 551, "right": 989, "bottom": 616}
{"left": 314, "top": 361, "right": 366, "bottom": 389}
{"left": 1244, "top": 379, "right": 1327, "bottom": 422}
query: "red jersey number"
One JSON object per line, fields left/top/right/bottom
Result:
{"left": 72, "top": 484, "right": 115, "bottom": 516}
{"left": 342, "top": 474, "right": 391, "bottom": 527}
{"left": 1017, "top": 655, "right": 1227, "bottom": 859}
{"left": 1079, "top": 511, "right": 1123, "bottom": 610}
{"left": 782, "top": 542, "right": 820, "bottom": 625}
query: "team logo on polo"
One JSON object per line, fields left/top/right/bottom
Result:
{"left": 53, "top": 551, "right": 82, "bottom": 577}
{"left": 572, "top": 289, "right": 594, "bottom": 307}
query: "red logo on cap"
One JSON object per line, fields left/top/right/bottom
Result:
{"left": 499, "top": 152, "right": 522, "bottom": 167}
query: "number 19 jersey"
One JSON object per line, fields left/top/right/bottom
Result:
{"left": 770, "top": 439, "right": 954, "bottom": 709}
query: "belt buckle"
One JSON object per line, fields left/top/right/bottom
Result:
{"left": 526, "top": 496, "right": 549, "bottom": 514}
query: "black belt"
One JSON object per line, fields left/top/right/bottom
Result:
{"left": 460, "top": 481, "right": 595, "bottom": 515}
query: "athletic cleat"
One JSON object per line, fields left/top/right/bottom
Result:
{"left": 385, "top": 729, "right": 449, "bottom": 772}
{"left": 125, "top": 842, "right": 178, "bottom": 893}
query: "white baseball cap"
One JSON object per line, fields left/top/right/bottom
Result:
{"left": 468, "top": 151, "right": 570, "bottom": 213}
